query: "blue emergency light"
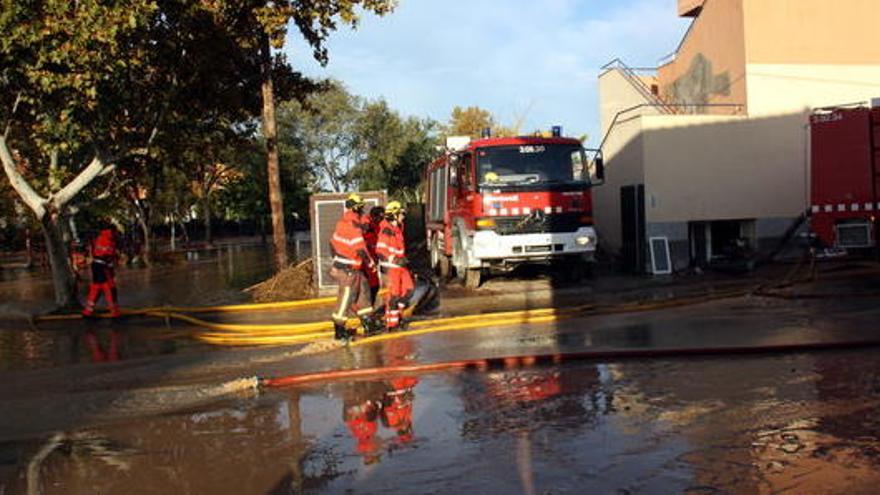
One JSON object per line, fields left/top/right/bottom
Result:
{"left": 551, "top": 125, "right": 562, "bottom": 137}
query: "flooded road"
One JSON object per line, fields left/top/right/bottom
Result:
{"left": 0, "top": 245, "right": 277, "bottom": 371}
{"left": 0, "top": 244, "right": 276, "bottom": 316}
{"left": 3, "top": 251, "right": 880, "bottom": 493}
{"left": 3, "top": 346, "right": 880, "bottom": 494}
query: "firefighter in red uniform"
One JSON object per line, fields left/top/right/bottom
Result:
{"left": 363, "top": 206, "right": 384, "bottom": 306}
{"left": 376, "top": 201, "right": 414, "bottom": 331}
{"left": 330, "top": 194, "right": 382, "bottom": 340}
{"left": 82, "top": 228, "right": 121, "bottom": 317}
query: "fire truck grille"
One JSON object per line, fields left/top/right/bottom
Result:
{"left": 493, "top": 213, "right": 582, "bottom": 235}
{"left": 836, "top": 222, "right": 873, "bottom": 248}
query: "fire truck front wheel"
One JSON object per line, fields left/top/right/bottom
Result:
{"left": 431, "top": 235, "right": 451, "bottom": 279}
{"left": 452, "top": 229, "right": 483, "bottom": 289}
{"left": 464, "top": 267, "right": 482, "bottom": 289}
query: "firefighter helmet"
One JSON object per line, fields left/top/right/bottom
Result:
{"left": 385, "top": 201, "right": 403, "bottom": 216}
{"left": 345, "top": 193, "right": 365, "bottom": 210}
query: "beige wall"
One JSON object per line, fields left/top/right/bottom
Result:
{"left": 594, "top": 117, "right": 646, "bottom": 251}
{"left": 641, "top": 112, "right": 808, "bottom": 224}
{"left": 746, "top": 64, "right": 880, "bottom": 116}
{"left": 658, "top": 0, "right": 747, "bottom": 112}
{"left": 678, "top": 0, "right": 705, "bottom": 17}
{"left": 743, "top": 0, "right": 880, "bottom": 65}
{"left": 599, "top": 69, "right": 662, "bottom": 138}
{"left": 596, "top": 69, "right": 665, "bottom": 250}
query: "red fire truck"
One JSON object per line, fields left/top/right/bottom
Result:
{"left": 424, "top": 129, "right": 604, "bottom": 288}
{"left": 809, "top": 101, "right": 880, "bottom": 251}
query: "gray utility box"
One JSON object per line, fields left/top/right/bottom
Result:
{"left": 309, "top": 191, "right": 386, "bottom": 294}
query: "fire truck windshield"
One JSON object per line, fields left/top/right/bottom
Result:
{"left": 476, "top": 144, "right": 588, "bottom": 186}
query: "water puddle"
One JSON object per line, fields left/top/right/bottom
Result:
{"left": 4, "top": 351, "right": 880, "bottom": 494}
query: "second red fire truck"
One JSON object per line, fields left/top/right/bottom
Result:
{"left": 809, "top": 101, "right": 880, "bottom": 252}
{"left": 425, "top": 128, "right": 604, "bottom": 288}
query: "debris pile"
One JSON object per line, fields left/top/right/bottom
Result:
{"left": 245, "top": 258, "right": 316, "bottom": 302}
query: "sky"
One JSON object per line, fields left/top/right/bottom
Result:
{"left": 283, "top": 0, "right": 691, "bottom": 146}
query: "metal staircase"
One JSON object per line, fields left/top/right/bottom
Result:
{"left": 600, "top": 59, "right": 675, "bottom": 114}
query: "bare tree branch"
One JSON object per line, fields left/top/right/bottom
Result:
{"left": 3, "top": 92, "right": 22, "bottom": 140}
{"left": 52, "top": 154, "right": 111, "bottom": 207}
{"left": 0, "top": 135, "right": 46, "bottom": 219}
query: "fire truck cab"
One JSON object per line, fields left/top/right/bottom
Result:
{"left": 425, "top": 130, "right": 604, "bottom": 288}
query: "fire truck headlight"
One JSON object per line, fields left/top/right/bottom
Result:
{"left": 576, "top": 235, "right": 594, "bottom": 246}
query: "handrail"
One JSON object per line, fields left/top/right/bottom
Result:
{"left": 600, "top": 59, "right": 675, "bottom": 115}
{"left": 597, "top": 103, "right": 746, "bottom": 152}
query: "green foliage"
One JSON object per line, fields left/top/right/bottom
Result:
{"left": 443, "top": 105, "right": 519, "bottom": 140}
{"left": 275, "top": 82, "right": 438, "bottom": 201}
{"left": 352, "top": 100, "right": 438, "bottom": 201}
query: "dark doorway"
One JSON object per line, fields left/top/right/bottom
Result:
{"left": 620, "top": 185, "right": 646, "bottom": 273}
{"left": 689, "top": 221, "right": 708, "bottom": 267}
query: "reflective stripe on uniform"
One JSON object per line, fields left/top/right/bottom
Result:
{"left": 333, "top": 233, "right": 365, "bottom": 246}
{"left": 332, "top": 287, "right": 351, "bottom": 322}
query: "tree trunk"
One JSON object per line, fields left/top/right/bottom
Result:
{"left": 40, "top": 214, "right": 78, "bottom": 309}
{"left": 260, "top": 33, "right": 288, "bottom": 271}
{"left": 137, "top": 215, "right": 152, "bottom": 266}
{"left": 203, "top": 194, "right": 213, "bottom": 246}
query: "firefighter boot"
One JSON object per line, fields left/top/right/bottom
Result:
{"left": 362, "top": 315, "right": 384, "bottom": 337}
{"left": 334, "top": 322, "right": 350, "bottom": 342}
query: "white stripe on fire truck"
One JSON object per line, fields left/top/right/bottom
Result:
{"left": 544, "top": 206, "right": 552, "bottom": 214}
{"left": 523, "top": 207, "right": 531, "bottom": 215}
{"left": 555, "top": 206, "right": 563, "bottom": 214}
{"left": 489, "top": 209, "right": 498, "bottom": 216}
{"left": 811, "top": 205, "right": 820, "bottom": 214}
{"left": 824, "top": 205, "right": 833, "bottom": 212}
{"left": 512, "top": 208, "right": 520, "bottom": 215}
{"left": 837, "top": 204, "right": 846, "bottom": 212}
{"left": 866, "top": 203, "right": 874, "bottom": 211}
{"left": 501, "top": 208, "right": 508, "bottom": 216}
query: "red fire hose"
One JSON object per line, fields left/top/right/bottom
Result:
{"left": 259, "top": 338, "right": 880, "bottom": 389}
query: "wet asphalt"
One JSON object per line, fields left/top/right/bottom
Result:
{"left": 2, "top": 247, "right": 880, "bottom": 493}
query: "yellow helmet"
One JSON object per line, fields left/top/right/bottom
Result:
{"left": 385, "top": 200, "right": 403, "bottom": 215}
{"left": 345, "top": 193, "right": 365, "bottom": 210}
{"left": 484, "top": 171, "right": 499, "bottom": 183}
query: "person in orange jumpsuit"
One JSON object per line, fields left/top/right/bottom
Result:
{"left": 82, "top": 228, "right": 121, "bottom": 317}
{"left": 375, "top": 201, "right": 414, "bottom": 331}
{"left": 362, "top": 206, "right": 384, "bottom": 307}
{"left": 330, "top": 194, "right": 382, "bottom": 340}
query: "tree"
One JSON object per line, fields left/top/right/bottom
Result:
{"left": 443, "top": 105, "right": 520, "bottom": 140}
{"left": 351, "top": 100, "right": 438, "bottom": 201}
{"left": 277, "top": 81, "right": 361, "bottom": 193}
{"left": 251, "top": 0, "right": 397, "bottom": 271}
{"left": 0, "top": 1, "right": 307, "bottom": 307}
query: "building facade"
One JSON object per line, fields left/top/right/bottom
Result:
{"left": 595, "top": 0, "right": 880, "bottom": 272}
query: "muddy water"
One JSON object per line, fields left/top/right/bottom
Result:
{"left": 3, "top": 349, "right": 880, "bottom": 494}
{"left": 0, "top": 245, "right": 276, "bottom": 370}
{"left": 0, "top": 244, "right": 276, "bottom": 313}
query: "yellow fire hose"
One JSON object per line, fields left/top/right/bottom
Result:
{"left": 31, "top": 262, "right": 880, "bottom": 349}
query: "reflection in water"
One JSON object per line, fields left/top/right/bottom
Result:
{"left": 340, "top": 339, "right": 419, "bottom": 465}
{"left": 4, "top": 351, "right": 880, "bottom": 493}
{"left": 82, "top": 329, "right": 122, "bottom": 363}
